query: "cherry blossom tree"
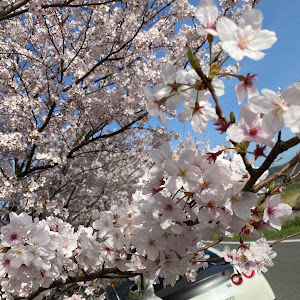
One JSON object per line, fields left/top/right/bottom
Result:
{"left": 0, "top": 0, "right": 299, "bottom": 299}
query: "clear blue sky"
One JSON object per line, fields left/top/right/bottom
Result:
{"left": 162, "top": 0, "right": 300, "bottom": 165}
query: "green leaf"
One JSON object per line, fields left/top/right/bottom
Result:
{"left": 269, "top": 180, "right": 276, "bottom": 192}
{"left": 187, "top": 48, "right": 200, "bottom": 70}
{"left": 230, "top": 111, "right": 235, "bottom": 123}
{"left": 235, "top": 142, "right": 249, "bottom": 153}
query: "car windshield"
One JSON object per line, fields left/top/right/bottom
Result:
{"left": 105, "top": 250, "right": 233, "bottom": 300}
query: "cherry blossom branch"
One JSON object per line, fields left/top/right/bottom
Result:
{"left": 67, "top": 112, "right": 148, "bottom": 158}
{"left": 0, "top": 167, "right": 9, "bottom": 180}
{"left": 45, "top": 0, "right": 116, "bottom": 9}
{"left": 252, "top": 151, "right": 300, "bottom": 193}
{"left": 193, "top": 64, "right": 227, "bottom": 123}
{"left": 21, "top": 145, "right": 37, "bottom": 177}
{"left": 269, "top": 231, "right": 300, "bottom": 247}
{"left": 190, "top": 56, "right": 254, "bottom": 175}
{"left": 0, "top": 208, "right": 10, "bottom": 214}
{"left": 15, "top": 268, "right": 138, "bottom": 300}
{"left": 15, "top": 111, "right": 147, "bottom": 178}
{"left": 252, "top": 0, "right": 258, "bottom": 9}
{"left": 243, "top": 137, "right": 300, "bottom": 192}
{"left": 0, "top": 0, "right": 82, "bottom": 20}
{"left": 197, "top": 237, "right": 224, "bottom": 251}
{"left": 62, "top": 1, "right": 162, "bottom": 93}
{"left": 192, "top": 256, "right": 224, "bottom": 263}
{"left": 38, "top": 102, "right": 56, "bottom": 132}
{"left": 0, "top": 0, "right": 30, "bottom": 19}
{"left": 18, "top": 163, "right": 58, "bottom": 178}
{"left": 16, "top": 102, "right": 56, "bottom": 178}
{"left": 235, "top": 148, "right": 255, "bottom": 176}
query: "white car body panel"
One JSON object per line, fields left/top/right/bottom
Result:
{"left": 188, "top": 247, "right": 275, "bottom": 300}
{"left": 188, "top": 271, "right": 275, "bottom": 300}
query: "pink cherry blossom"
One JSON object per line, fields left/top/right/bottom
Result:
{"left": 235, "top": 73, "right": 258, "bottom": 104}
{"left": 0, "top": 2, "right": 298, "bottom": 298}
{"left": 282, "top": 81, "right": 300, "bottom": 106}
{"left": 263, "top": 194, "right": 292, "bottom": 230}
{"left": 195, "top": 0, "right": 219, "bottom": 36}
{"left": 141, "top": 86, "right": 167, "bottom": 124}
{"left": 178, "top": 98, "right": 218, "bottom": 132}
{"left": 226, "top": 104, "right": 275, "bottom": 147}
{"left": 248, "top": 88, "right": 290, "bottom": 134}
{"left": 164, "top": 156, "right": 202, "bottom": 193}
{"left": 282, "top": 81, "right": 300, "bottom": 137}
{"left": 224, "top": 183, "right": 258, "bottom": 221}
{"left": 151, "top": 63, "right": 188, "bottom": 110}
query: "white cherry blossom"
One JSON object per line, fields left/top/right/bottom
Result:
{"left": 178, "top": 98, "right": 218, "bottom": 132}
{"left": 282, "top": 81, "right": 300, "bottom": 137}
{"left": 224, "top": 183, "right": 258, "bottom": 220}
{"left": 235, "top": 73, "right": 259, "bottom": 104}
{"left": 216, "top": 9, "right": 277, "bottom": 61}
{"left": 263, "top": 194, "right": 292, "bottom": 230}
{"left": 248, "top": 89, "right": 290, "bottom": 134}
{"left": 195, "top": 0, "right": 219, "bottom": 36}
{"left": 226, "top": 104, "right": 275, "bottom": 147}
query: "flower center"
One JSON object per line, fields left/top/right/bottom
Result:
{"left": 231, "top": 195, "right": 239, "bottom": 203}
{"left": 193, "top": 103, "right": 205, "bottom": 115}
{"left": 148, "top": 239, "right": 155, "bottom": 247}
{"left": 10, "top": 233, "right": 17, "bottom": 240}
{"left": 249, "top": 127, "right": 258, "bottom": 136}
{"left": 267, "top": 206, "right": 276, "bottom": 216}
{"left": 202, "top": 181, "right": 209, "bottom": 189}
{"left": 179, "top": 170, "right": 185, "bottom": 177}
{"left": 164, "top": 204, "right": 173, "bottom": 211}
{"left": 238, "top": 39, "right": 250, "bottom": 50}
{"left": 168, "top": 82, "right": 179, "bottom": 92}
{"left": 274, "top": 105, "right": 283, "bottom": 117}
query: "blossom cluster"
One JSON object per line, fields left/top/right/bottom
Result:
{"left": 28, "top": 0, "right": 45, "bottom": 15}
{"left": 143, "top": 0, "right": 300, "bottom": 143}
{"left": 0, "top": 139, "right": 293, "bottom": 298}
{"left": 0, "top": 212, "right": 104, "bottom": 298}
{"left": 221, "top": 238, "right": 277, "bottom": 276}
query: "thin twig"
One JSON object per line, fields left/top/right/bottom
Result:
{"left": 269, "top": 231, "right": 300, "bottom": 247}
{"left": 198, "top": 237, "right": 224, "bottom": 251}
{"left": 252, "top": 152, "right": 300, "bottom": 193}
{"left": 243, "top": 137, "right": 300, "bottom": 192}
{"left": 194, "top": 66, "right": 227, "bottom": 123}
{"left": 192, "top": 257, "right": 224, "bottom": 263}
{"left": 0, "top": 208, "right": 10, "bottom": 214}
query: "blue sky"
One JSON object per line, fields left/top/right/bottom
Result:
{"left": 161, "top": 0, "right": 300, "bottom": 165}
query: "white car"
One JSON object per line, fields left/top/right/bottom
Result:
{"left": 154, "top": 248, "right": 275, "bottom": 300}
{"left": 106, "top": 248, "right": 275, "bottom": 300}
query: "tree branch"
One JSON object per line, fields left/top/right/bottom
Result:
{"left": 17, "top": 163, "right": 58, "bottom": 179}
{"left": 192, "top": 256, "right": 225, "bottom": 263}
{"left": 0, "top": 0, "right": 30, "bottom": 18}
{"left": 193, "top": 64, "right": 254, "bottom": 175}
{"left": 38, "top": 102, "right": 56, "bottom": 132}
{"left": 269, "top": 231, "right": 300, "bottom": 247}
{"left": 252, "top": 151, "right": 300, "bottom": 193}
{"left": 197, "top": 237, "right": 224, "bottom": 251}
{"left": 243, "top": 137, "right": 300, "bottom": 192}
{"left": 193, "top": 66, "right": 228, "bottom": 123}
{"left": 67, "top": 112, "right": 148, "bottom": 158}
{"left": 62, "top": 12, "right": 147, "bottom": 93}
{"left": 15, "top": 267, "right": 138, "bottom": 300}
